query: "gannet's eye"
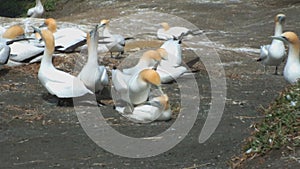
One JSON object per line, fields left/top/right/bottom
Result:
{"left": 282, "top": 36, "right": 289, "bottom": 41}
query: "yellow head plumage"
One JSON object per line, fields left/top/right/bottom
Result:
{"left": 275, "top": 14, "right": 286, "bottom": 24}
{"left": 139, "top": 69, "right": 161, "bottom": 86}
{"left": 156, "top": 48, "right": 168, "bottom": 60}
{"left": 2, "top": 25, "right": 24, "bottom": 39}
{"left": 40, "top": 29, "right": 55, "bottom": 54}
{"left": 160, "top": 22, "right": 170, "bottom": 31}
{"left": 157, "top": 94, "right": 170, "bottom": 110}
{"left": 100, "top": 19, "right": 110, "bottom": 26}
{"left": 141, "top": 50, "right": 163, "bottom": 62}
{"left": 44, "top": 18, "right": 57, "bottom": 33}
{"left": 281, "top": 32, "right": 299, "bottom": 45}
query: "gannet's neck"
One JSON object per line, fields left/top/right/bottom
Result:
{"left": 274, "top": 22, "right": 283, "bottom": 36}
{"left": 87, "top": 37, "right": 98, "bottom": 65}
{"left": 40, "top": 49, "right": 54, "bottom": 68}
{"left": 36, "top": 0, "right": 42, "bottom": 6}
{"left": 40, "top": 30, "right": 55, "bottom": 68}
{"left": 103, "top": 26, "right": 112, "bottom": 37}
{"left": 98, "top": 26, "right": 105, "bottom": 37}
{"left": 286, "top": 42, "right": 300, "bottom": 65}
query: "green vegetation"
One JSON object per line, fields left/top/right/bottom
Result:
{"left": 0, "top": 0, "right": 32, "bottom": 17}
{"left": 43, "top": 0, "right": 57, "bottom": 11}
{"left": 244, "top": 82, "right": 300, "bottom": 156}
{"left": 0, "top": 0, "right": 57, "bottom": 18}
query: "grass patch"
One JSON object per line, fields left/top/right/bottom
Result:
{"left": 43, "top": 0, "right": 57, "bottom": 11}
{"left": 231, "top": 82, "right": 300, "bottom": 168}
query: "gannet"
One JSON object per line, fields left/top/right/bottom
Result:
{"left": 257, "top": 14, "right": 286, "bottom": 75}
{"left": 78, "top": 25, "right": 109, "bottom": 93}
{"left": 128, "top": 68, "right": 161, "bottom": 105}
{"left": 0, "top": 43, "right": 10, "bottom": 65}
{"left": 1, "top": 25, "right": 25, "bottom": 39}
{"left": 272, "top": 32, "right": 300, "bottom": 84}
{"left": 157, "top": 22, "right": 203, "bottom": 40}
{"left": 33, "top": 27, "right": 92, "bottom": 98}
{"left": 27, "top": 0, "right": 44, "bottom": 18}
{"left": 125, "top": 94, "right": 172, "bottom": 123}
{"left": 122, "top": 50, "right": 166, "bottom": 75}
{"left": 0, "top": 25, "right": 43, "bottom": 63}
{"left": 112, "top": 67, "right": 162, "bottom": 106}
{"left": 40, "top": 18, "right": 87, "bottom": 52}
{"left": 8, "top": 41, "right": 44, "bottom": 62}
{"left": 111, "top": 68, "right": 133, "bottom": 112}
{"left": 159, "top": 37, "right": 182, "bottom": 66}
{"left": 157, "top": 61, "right": 187, "bottom": 83}
{"left": 156, "top": 41, "right": 187, "bottom": 83}
{"left": 99, "top": 19, "right": 131, "bottom": 58}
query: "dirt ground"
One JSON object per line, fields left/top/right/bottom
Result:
{"left": 1, "top": 0, "right": 300, "bottom": 168}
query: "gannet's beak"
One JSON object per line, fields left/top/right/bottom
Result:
{"left": 31, "top": 26, "right": 41, "bottom": 34}
{"left": 271, "top": 35, "right": 287, "bottom": 43}
{"left": 98, "top": 23, "right": 105, "bottom": 28}
{"left": 278, "top": 15, "right": 286, "bottom": 24}
{"left": 98, "top": 41, "right": 112, "bottom": 44}
{"left": 39, "top": 23, "right": 47, "bottom": 28}
{"left": 152, "top": 61, "right": 160, "bottom": 71}
{"left": 156, "top": 86, "right": 164, "bottom": 95}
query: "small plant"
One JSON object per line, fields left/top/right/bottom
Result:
{"left": 43, "top": 0, "right": 56, "bottom": 11}
{"left": 244, "top": 82, "right": 300, "bottom": 156}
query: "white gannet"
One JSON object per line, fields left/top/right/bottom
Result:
{"left": 157, "top": 22, "right": 203, "bottom": 40}
{"left": 128, "top": 68, "right": 161, "bottom": 105}
{"left": 40, "top": 18, "right": 87, "bottom": 52}
{"left": 78, "top": 25, "right": 109, "bottom": 93}
{"left": 33, "top": 27, "right": 92, "bottom": 98}
{"left": 27, "top": 0, "right": 44, "bottom": 18}
{"left": 122, "top": 49, "right": 165, "bottom": 75}
{"left": 111, "top": 68, "right": 133, "bottom": 112}
{"left": 155, "top": 45, "right": 187, "bottom": 83}
{"left": 112, "top": 67, "right": 162, "bottom": 106}
{"left": 272, "top": 32, "right": 300, "bottom": 84}
{"left": 125, "top": 94, "right": 172, "bottom": 123}
{"left": 0, "top": 43, "right": 10, "bottom": 65}
{"left": 112, "top": 68, "right": 163, "bottom": 116}
{"left": 99, "top": 19, "right": 131, "bottom": 58}
{"left": 1, "top": 25, "right": 25, "bottom": 39}
{"left": 0, "top": 25, "right": 44, "bottom": 64}
{"left": 8, "top": 41, "right": 44, "bottom": 62}
{"left": 157, "top": 61, "right": 187, "bottom": 84}
{"left": 257, "top": 14, "right": 286, "bottom": 75}
{"left": 159, "top": 37, "right": 182, "bottom": 66}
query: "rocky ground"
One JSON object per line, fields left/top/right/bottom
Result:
{"left": 1, "top": 0, "right": 300, "bottom": 168}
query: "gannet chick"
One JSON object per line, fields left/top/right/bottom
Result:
{"left": 257, "top": 14, "right": 286, "bottom": 75}
{"left": 34, "top": 27, "right": 92, "bottom": 98}
{"left": 126, "top": 94, "right": 172, "bottom": 123}
{"left": 0, "top": 43, "right": 10, "bottom": 65}
{"left": 78, "top": 25, "right": 109, "bottom": 93}
{"left": 27, "top": 0, "right": 44, "bottom": 18}
{"left": 40, "top": 18, "right": 87, "bottom": 52}
{"left": 272, "top": 32, "right": 300, "bottom": 84}
{"left": 122, "top": 50, "right": 166, "bottom": 75}
{"left": 2, "top": 25, "right": 25, "bottom": 39}
{"left": 157, "top": 22, "right": 203, "bottom": 40}
{"left": 99, "top": 19, "right": 130, "bottom": 58}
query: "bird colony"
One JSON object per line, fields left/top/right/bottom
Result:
{"left": 1, "top": 1, "right": 299, "bottom": 123}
